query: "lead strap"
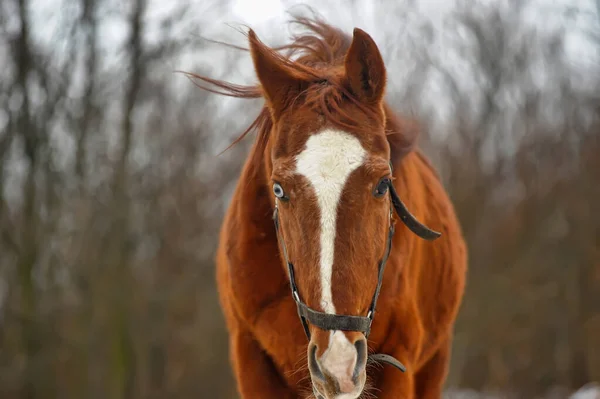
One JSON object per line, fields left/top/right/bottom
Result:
{"left": 368, "top": 353, "right": 407, "bottom": 373}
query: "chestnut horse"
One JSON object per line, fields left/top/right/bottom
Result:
{"left": 194, "top": 15, "right": 467, "bottom": 399}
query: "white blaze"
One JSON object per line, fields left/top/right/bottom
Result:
{"left": 295, "top": 129, "right": 366, "bottom": 314}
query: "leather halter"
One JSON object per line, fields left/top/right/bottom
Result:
{"left": 272, "top": 169, "right": 441, "bottom": 375}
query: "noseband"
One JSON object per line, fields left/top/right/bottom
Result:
{"left": 272, "top": 167, "right": 441, "bottom": 375}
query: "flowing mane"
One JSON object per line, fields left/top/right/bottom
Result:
{"left": 184, "top": 11, "right": 418, "bottom": 160}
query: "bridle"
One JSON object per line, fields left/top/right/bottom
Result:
{"left": 272, "top": 163, "right": 441, "bottom": 375}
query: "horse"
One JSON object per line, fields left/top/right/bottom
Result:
{"left": 190, "top": 13, "right": 467, "bottom": 399}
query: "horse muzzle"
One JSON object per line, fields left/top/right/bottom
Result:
{"left": 308, "top": 333, "right": 367, "bottom": 399}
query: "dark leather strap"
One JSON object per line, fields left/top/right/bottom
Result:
{"left": 297, "top": 301, "right": 372, "bottom": 332}
{"left": 368, "top": 353, "right": 407, "bottom": 373}
{"left": 389, "top": 183, "right": 441, "bottom": 240}
{"left": 365, "top": 222, "right": 395, "bottom": 335}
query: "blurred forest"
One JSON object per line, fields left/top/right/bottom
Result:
{"left": 0, "top": 0, "right": 599, "bottom": 398}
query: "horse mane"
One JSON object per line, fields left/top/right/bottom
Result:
{"left": 184, "top": 8, "right": 418, "bottom": 159}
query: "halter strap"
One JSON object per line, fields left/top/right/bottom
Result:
{"left": 272, "top": 178, "right": 441, "bottom": 375}
{"left": 389, "top": 183, "right": 441, "bottom": 241}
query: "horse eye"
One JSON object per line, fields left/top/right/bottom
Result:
{"left": 374, "top": 178, "right": 390, "bottom": 198}
{"left": 273, "top": 182, "right": 286, "bottom": 199}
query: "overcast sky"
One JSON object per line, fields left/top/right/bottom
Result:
{"left": 13, "top": 0, "right": 599, "bottom": 152}
{"left": 22, "top": 0, "right": 599, "bottom": 91}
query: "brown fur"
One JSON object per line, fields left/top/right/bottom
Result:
{"left": 193, "top": 12, "right": 467, "bottom": 399}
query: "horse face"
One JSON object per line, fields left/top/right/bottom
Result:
{"left": 250, "top": 27, "right": 391, "bottom": 399}
{"left": 274, "top": 129, "right": 393, "bottom": 398}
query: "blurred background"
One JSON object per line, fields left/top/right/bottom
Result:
{"left": 0, "top": 0, "right": 599, "bottom": 398}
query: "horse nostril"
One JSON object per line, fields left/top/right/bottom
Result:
{"left": 353, "top": 338, "right": 367, "bottom": 381}
{"left": 308, "top": 344, "right": 325, "bottom": 381}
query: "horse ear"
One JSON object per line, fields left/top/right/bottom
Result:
{"left": 344, "top": 28, "right": 386, "bottom": 104}
{"left": 248, "top": 29, "right": 306, "bottom": 118}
